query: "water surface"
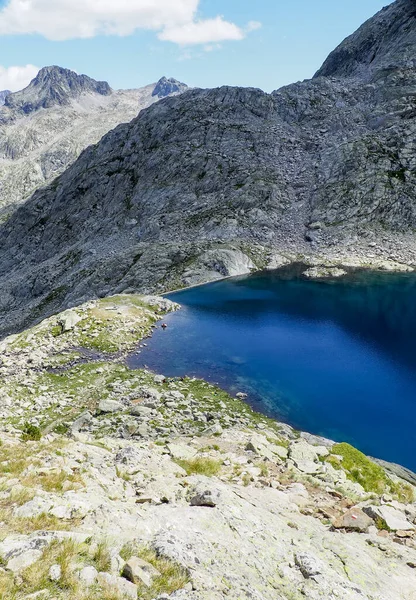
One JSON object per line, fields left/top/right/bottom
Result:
{"left": 128, "top": 267, "right": 416, "bottom": 470}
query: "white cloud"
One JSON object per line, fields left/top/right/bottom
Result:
{"left": 0, "top": 0, "right": 198, "bottom": 39}
{"left": 0, "top": 64, "right": 39, "bottom": 92}
{"left": 159, "top": 17, "right": 244, "bottom": 45}
{"left": 0, "top": 0, "right": 260, "bottom": 46}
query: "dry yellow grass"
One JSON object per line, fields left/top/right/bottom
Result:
{"left": 22, "top": 469, "right": 84, "bottom": 493}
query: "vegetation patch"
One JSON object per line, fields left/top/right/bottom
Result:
{"left": 328, "top": 443, "right": 413, "bottom": 500}
{"left": 21, "top": 422, "right": 42, "bottom": 442}
{"left": 175, "top": 456, "right": 222, "bottom": 477}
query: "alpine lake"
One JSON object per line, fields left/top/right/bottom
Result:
{"left": 128, "top": 265, "right": 416, "bottom": 471}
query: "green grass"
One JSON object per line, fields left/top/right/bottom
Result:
{"left": 328, "top": 443, "right": 413, "bottom": 500}
{"left": 329, "top": 443, "right": 388, "bottom": 493}
{"left": 21, "top": 423, "right": 42, "bottom": 442}
{"left": 175, "top": 457, "right": 222, "bottom": 477}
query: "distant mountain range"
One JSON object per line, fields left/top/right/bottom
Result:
{"left": 0, "top": 0, "right": 415, "bottom": 338}
{"left": 0, "top": 67, "right": 187, "bottom": 218}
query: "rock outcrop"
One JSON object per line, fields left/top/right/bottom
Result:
{"left": 0, "top": 89, "right": 11, "bottom": 105}
{"left": 1, "top": 0, "right": 416, "bottom": 336}
{"left": 0, "top": 295, "right": 415, "bottom": 600}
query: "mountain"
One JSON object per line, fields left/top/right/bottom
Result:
{"left": 0, "top": 68, "right": 188, "bottom": 220}
{"left": 0, "top": 0, "right": 415, "bottom": 337}
{"left": 152, "top": 76, "right": 189, "bottom": 98}
{"left": 0, "top": 90, "right": 11, "bottom": 105}
{"left": 3, "top": 66, "right": 111, "bottom": 115}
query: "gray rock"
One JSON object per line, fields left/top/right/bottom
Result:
{"left": 98, "top": 399, "right": 124, "bottom": 414}
{"left": 48, "top": 564, "right": 61, "bottom": 581}
{"left": 333, "top": 508, "right": 374, "bottom": 532}
{"left": 371, "top": 457, "right": 416, "bottom": 487}
{"left": 303, "top": 266, "right": 347, "bottom": 279}
{"left": 14, "top": 496, "right": 52, "bottom": 518}
{"left": 78, "top": 565, "right": 98, "bottom": 586}
{"left": 363, "top": 505, "right": 414, "bottom": 531}
{"left": 58, "top": 310, "right": 81, "bottom": 333}
{"left": 0, "top": 68, "right": 187, "bottom": 247}
{"left": 295, "top": 552, "right": 324, "bottom": 578}
{"left": 246, "top": 436, "right": 276, "bottom": 462}
{"left": 8, "top": 549, "right": 42, "bottom": 573}
{"left": 168, "top": 443, "right": 197, "bottom": 461}
{"left": 122, "top": 556, "right": 161, "bottom": 587}
{"left": 190, "top": 489, "right": 221, "bottom": 508}
{"left": 201, "top": 423, "right": 223, "bottom": 437}
{"left": 71, "top": 411, "right": 93, "bottom": 432}
{"left": 97, "top": 572, "right": 138, "bottom": 600}
{"left": 130, "top": 405, "right": 153, "bottom": 417}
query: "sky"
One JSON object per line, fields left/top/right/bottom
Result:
{"left": 0, "top": 0, "right": 394, "bottom": 93}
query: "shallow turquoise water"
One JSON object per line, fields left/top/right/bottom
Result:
{"left": 128, "top": 267, "right": 416, "bottom": 470}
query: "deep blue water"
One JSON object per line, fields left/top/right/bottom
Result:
{"left": 128, "top": 267, "right": 416, "bottom": 471}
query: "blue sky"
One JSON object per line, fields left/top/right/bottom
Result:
{"left": 0, "top": 0, "right": 393, "bottom": 92}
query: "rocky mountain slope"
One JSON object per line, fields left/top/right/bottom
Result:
{"left": 0, "top": 294, "right": 415, "bottom": 600}
{"left": 0, "top": 67, "right": 187, "bottom": 220}
{"left": 1, "top": 0, "right": 416, "bottom": 337}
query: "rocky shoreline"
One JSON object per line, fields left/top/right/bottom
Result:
{"left": 0, "top": 294, "right": 416, "bottom": 599}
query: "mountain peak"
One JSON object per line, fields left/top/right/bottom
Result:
{"left": 4, "top": 66, "right": 112, "bottom": 114}
{"left": 152, "top": 76, "right": 188, "bottom": 98}
{"left": 315, "top": 0, "right": 416, "bottom": 79}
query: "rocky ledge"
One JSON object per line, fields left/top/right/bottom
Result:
{"left": 0, "top": 295, "right": 416, "bottom": 599}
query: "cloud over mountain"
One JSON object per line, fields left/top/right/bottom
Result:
{"left": 0, "top": 0, "right": 259, "bottom": 46}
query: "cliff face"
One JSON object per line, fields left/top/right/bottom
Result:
{"left": 0, "top": 0, "right": 416, "bottom": 336}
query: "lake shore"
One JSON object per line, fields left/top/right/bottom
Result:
{"left": 0, "top": 293, "right": 416, "bottom": 599}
